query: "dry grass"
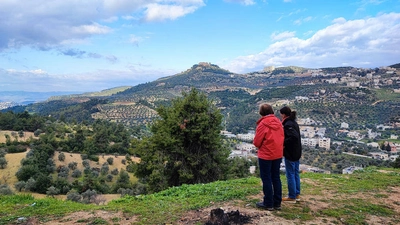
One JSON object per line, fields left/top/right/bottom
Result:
{"left": 54, "top": 151, "right": 140, "bottom": 183}
{"left": 0, "top": 130, "right": 37, "bottom": 143}
{"left": 3, "top": 151, "right": 27, "bottom": 189}
{"left": 2, "top": 148, "right": 140, "bottom": 191}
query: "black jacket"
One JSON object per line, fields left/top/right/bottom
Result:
{"left": 282, "top": 118, "right": 302, "bottom": 161}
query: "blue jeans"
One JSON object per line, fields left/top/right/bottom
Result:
{"left": 258, "top": 158, "right": 282, "bottom": 208}
{"left": 284, "top": 158, "right": 301, "bottom": 199}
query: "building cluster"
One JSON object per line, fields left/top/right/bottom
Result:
{"left": 310, "top": 66, "right": 399, "bottom": 89}
{"left": 298, "top": 118, "right": 331, "bottom": 150}
{"left": 0, "top": 102, "right": 17, "bottom": 110}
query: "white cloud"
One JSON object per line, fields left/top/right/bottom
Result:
{"left": 128, "top": 35, "right": 144, "bottom": 46}
{"left": 144, "top": 3, "right": 202, "bottom": 22}
{"left": 294, "top": 16, "right": 314, "bottom": 25}
{"left": 225, "top": 13, "right": 400, "bottom": 72}
{"left": 0, "top": 66, "right": 177, "bottom": 92}
{"left": 223, "top": 0, "right": 256, "bottom": 6}
{"left": 0, "top": 0, "right": 205, "bottom": 51}
{"left": 271, "top": 31, "right": 296, "bottom": 41}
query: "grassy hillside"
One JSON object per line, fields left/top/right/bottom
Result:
{"left": 1, "top": 167, "right": 400, "bottom": 224}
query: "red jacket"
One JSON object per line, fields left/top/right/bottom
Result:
{"left": 253, "top": 115, "right": 284, "bottom": 160}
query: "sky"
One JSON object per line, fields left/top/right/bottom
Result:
{"left": 0, "top": 0, "right": 400, "bottom": 93}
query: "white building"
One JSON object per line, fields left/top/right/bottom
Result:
{"left": 236, "top": 133, "right": 255, "bottom": 141}
{"left": 370, "top": 152, "right": 389, "bottom": 160}
{"left": 318, "top": 138, "right": 331, "bottom": 150}
{"left": 390, "top": 155, "right": 399, "bottom": 161}
{"left": 298, "top": 118, "right": 316, "bottom": 125}
{"left": 342, "top": 166, "right": 363, "bottom": 174}
{"left": 236, "top": 143, "right": 256, "bottom": 152}
{"left": 302, "top": 138, "right": 318, "bottom": 148}
{"left": 341, "top": 122, "right": 349, "bottom": 129}
{"left": 367, "top": 142, "right": 380, "bottom": 148}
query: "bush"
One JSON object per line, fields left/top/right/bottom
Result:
{"left": 88, "top": 155, "right": 99, "bottom": 162}
{"left": 5, "top": 145, "right": 26, "bottom": 153}
{"left": 71, "top": 169, "right": 82, "bottom": 178}
{"left": 101, "top": 163, "right": 109, "bottom": 175}
{"left": 81, "top": 189, "right": 97, "bottom": 204}
{"left": 81, "top": 154, "right": 88, "bottom": 160}
{"left": 58, "top": 152, "right": 65, "bottom": 161}
{"left": 106, "top": 157, "right": 114, "bottom": 165}
{"left": 68, "top": 162, "right": 78, "bottom": 170}
{"left": 14, "top": 181, "right": 26, "bottom": 192}
{"left": 106, "top": 174, "right": 113, "bottom": 182}
{"left": 67, "top": 191, "right": 82, "bottom": 202}
{"left": 111, "top": 168, "right": 119, "bottom": 175}
{"left": 24, "top": 177, "right": 36, "bottom": 191}
{"left": 46, "top": 186, "right": 60, "bottom": 197}
{"left": 0, "top": 157, "right": 7, "bottom": 169}
{"left": 82, "top": 159, "right": 90, "bottom": 168}
{"left": 0, "top": 149, "right": 6, "bottom": 157}
{"left": 117, "top": 188, "right": 134, "bottom": 196}
{"left": 0, "top": 184, "right": 14, "bottom": 195}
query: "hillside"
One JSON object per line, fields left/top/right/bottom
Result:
{"left": 1, "top": 167, "right": 400, "bottom": 224}
{"left": 2, "top": 62, "right": 400, "bottom": 134}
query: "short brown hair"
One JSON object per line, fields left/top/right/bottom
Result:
{"left": 259, "top": 104, "right": 274, "bottom": 116}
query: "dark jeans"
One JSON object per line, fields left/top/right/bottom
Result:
{"left": 258, "top": 158, "right": 282, "bottom": 208}
{"left": 284, "top": 158, "right": 301, "bottom": 199}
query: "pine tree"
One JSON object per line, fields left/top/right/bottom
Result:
{"left": 133, "top": 88, "right": 229, "bottom": 193}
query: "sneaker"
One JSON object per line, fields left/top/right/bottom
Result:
{"left": 256, "top": 202, "right": 274, "bottom": 211}
{"left": 296, "top": 195, "right": 301, "bottom": 201}
{"left": 274, "top": 206, "right": 282, "bottom": 210}
{"left": 282, "top": 197, "right": 297, "bottom": 203}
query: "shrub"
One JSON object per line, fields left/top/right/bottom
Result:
{"left": 58, "top": 152, "right": 65, "bottom": 161}
{"left": 24, "top": 177, "right": 36, "bottom": 191}
{"left": 106, "top": 174, "right": 113, "bottom": 182}
{"left": 0, "top": 157, "right": 7, "bottom": 169}
{"left": 71, "top": 169, "right": 82, "bottom": 178}
{"left": 0, "top": 184, "right": 14, "bottom": 195}
{"left": 67, "top": 191, "right": 82, "bottom": 202}
{"left": 81, "top": 189, "right": 97, "bottom": 204}
{"left": 88, "top": 155, "right": 99, "bottom": 162}
{"left": 14, "top": 181, "right": 26, "bottom": 192}
{"left": 81, "top": 154, "right": 88, "bottom": 160}
{"left": 111, "top": 168, "right": 119, "bottom": 175}
{"left": 82, "top": 159, "right": 90, "bottom": 168}
{"left": 106, "top": 157, "right": 114, "bottom": 165}
{"left": 68, "top": 162, "right": 78, "bottom": 170}
{"left": 101, "top": 163, "right": 109, "bottom": 175}
{"left": 0, "top": 149, "right": 6, "bottom": 157}
{"left": 46, "top": 186, "right": 60, "bottom": 197}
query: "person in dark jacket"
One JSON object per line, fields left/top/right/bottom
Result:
{"left": 280, "top": 106, "right": 302, "bottom": 203}
{"left": 253, "top": 104, "right": 284, "bottom": 211}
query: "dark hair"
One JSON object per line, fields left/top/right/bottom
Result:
{"left": 280, "top": 106, "right": 297, "bottom": 120}
{"left": 259, "top": 104, "right": 274, "bottom": 116}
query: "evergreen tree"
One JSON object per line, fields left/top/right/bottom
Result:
{"left": 133, "top": 88, "right": 229, "bottom": 193}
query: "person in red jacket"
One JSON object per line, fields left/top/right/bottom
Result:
{"left": 253, "top": 103, "right": 284, "bottom": 211}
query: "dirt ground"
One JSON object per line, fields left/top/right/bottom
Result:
{"left": 18, "top": 183, "right": 400, "bottom": 225}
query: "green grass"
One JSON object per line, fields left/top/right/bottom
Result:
{"left": 1, "top": 167, "right": 400, "bottom": 224}
{"left": 373, "top": 88, "right": 400, "bottom": 101}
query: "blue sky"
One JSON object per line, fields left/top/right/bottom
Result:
{"left": 1, "top": 0, "right": 399, "bottom": 92}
